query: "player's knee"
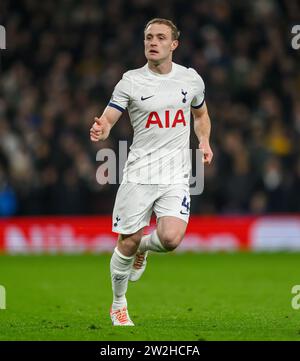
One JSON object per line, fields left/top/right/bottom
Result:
{"left": 160, "top": 231, "right": 182, "bottom": 251}
{"left": 119, "top": 230, "right": 143, "bottom": 248}
{"left": 130, "top": 232, "right": 143, "bottom": 245}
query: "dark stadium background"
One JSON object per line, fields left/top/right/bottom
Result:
{"left": 1, "top": 0, "right": 300, "bottom": 342}
{"left": 1, "top": 0, "right": 299, "bottom": 217}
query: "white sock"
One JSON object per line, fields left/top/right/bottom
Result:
{"left": 110, "top": 247, "right": 134, "bottom": 310}
{"left": 138, "top": 230, "right": 167, "bottom": 253}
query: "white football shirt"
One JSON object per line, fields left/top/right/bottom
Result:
{"left": 109, "top": 62, "right": 205, "bottom": 184}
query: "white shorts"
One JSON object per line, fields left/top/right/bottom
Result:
{"left": 112, "top": 182, "right": 191, "bottom": 234}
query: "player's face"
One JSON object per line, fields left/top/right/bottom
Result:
{"left": 144, "top": 23, "right": 178, "bottom": 64}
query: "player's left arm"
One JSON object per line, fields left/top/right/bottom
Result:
{"left": 192, "top": 102, "right": 213, "bottom": 164}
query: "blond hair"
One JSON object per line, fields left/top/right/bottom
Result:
{"left": 144, "top": 18, "right": 180, "bottom": 40}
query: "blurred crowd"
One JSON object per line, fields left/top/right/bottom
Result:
{"left": 0, "top": 0, "right": 300, "bottom": 216}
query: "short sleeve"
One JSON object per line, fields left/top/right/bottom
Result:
{"left": 189, "top": 68, "right": 205, "bottom": 109}
{"left": 108, "top": 73, "right": 131, "bottom": 112}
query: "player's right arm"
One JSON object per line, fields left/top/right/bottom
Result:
{"left": 90, "top": 106, "right": 122, "bottom": 142}
{"left": 90, "top": 73, "right": 131, "bottom": 142}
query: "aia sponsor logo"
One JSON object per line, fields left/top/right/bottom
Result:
{"left": 145, "top": 109, "right": 186, "bottom": 128}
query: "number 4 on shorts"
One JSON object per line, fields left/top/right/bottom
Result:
{"left": 180, "top": 196, "right": 190, "bottom": 215}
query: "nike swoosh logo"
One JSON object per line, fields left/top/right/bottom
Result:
{"left": 180, "top": 211, "right": 189, "bottom": 215}
{"left": 141, "top": 95, "right": 154, "bottom": 101}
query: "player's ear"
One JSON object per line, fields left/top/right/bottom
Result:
{"left": 171, "top": 40, "right": 178, "bottom": 51}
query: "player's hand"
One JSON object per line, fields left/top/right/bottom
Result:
{"left": 199, "top": 140, "right": 213, "bottom": 164}
{"left": 90, "top": 117, "right": 110, "bottom": 142}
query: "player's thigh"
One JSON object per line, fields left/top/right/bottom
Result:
{"left": 112, "top": 182, "right": 157, "bottom": 234}
{"left": 154, "top": 184, "right": 190, "bottom": 246}
{"left": 154, "top": 184, "right": 191, "bottom": 224}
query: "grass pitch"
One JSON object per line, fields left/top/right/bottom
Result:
{"left": 0, "top": 252, "right": 300, "bottom": 341}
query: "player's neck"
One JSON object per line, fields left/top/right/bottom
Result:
{"left": 147, "top": 60, "right": 173, "bottom": 75}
